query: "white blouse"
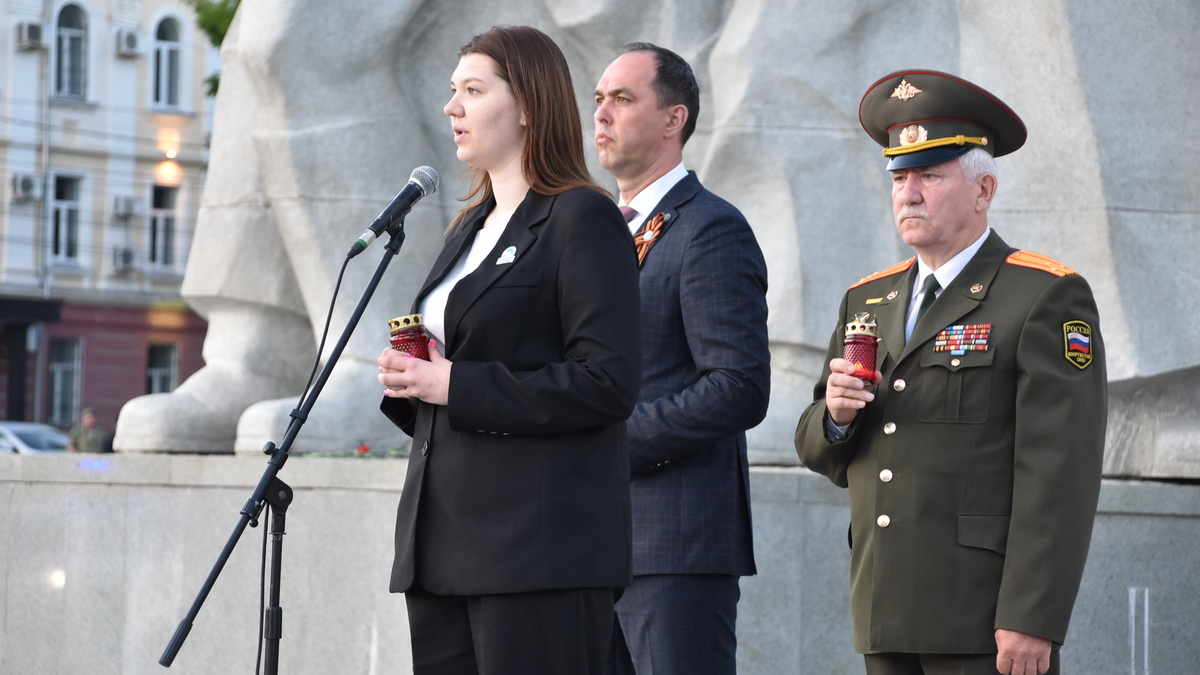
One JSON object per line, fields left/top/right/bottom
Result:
{"left": 418, "top": 223, "right": 506, "bottom": 355}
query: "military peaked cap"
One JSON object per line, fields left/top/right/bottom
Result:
{"left": 859, "top": 69, "right": 1026, "bottom": 170}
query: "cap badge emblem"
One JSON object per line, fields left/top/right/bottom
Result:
{"left": 890, "top": 79, "right": 923, "bottom": 101}
{"left": 899, "top": 125, "right": 928, "bottom": 147}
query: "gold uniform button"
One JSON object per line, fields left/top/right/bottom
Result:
{"left": 893, "top": 379, "right": 906, "bottom": 392}
{"left": 877, "top": 515, "right": 891, "bottom": 528}
{"left": 951, "top": 358, "right": 961, "bottom": 367}
{"left": 883, "top": 422, "right": 897, "bottom": 435}
{"left": 879, "top": 469, "right": 894, "bottom": 482}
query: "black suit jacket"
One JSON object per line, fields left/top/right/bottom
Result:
{"left": 382, "top": 187, "right": 642, "bottom": 596}
{"left": 626, "top": 172, "right": 769, "bottom": 576}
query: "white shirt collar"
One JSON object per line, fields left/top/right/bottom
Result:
{"left": 913, "top": 228, "right": 993, "bottom": 300}
{"left": 620, "top": 162, "right": 688, "bottom": 232}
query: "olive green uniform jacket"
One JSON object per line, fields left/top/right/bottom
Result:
{"left": 795, "top": 230, "right": 1106, "bottom": 654}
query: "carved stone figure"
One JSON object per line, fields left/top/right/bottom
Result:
{"left": 116, "top": 1, "right": 1200, "bottom": 479}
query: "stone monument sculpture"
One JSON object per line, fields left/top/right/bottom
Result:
{"left": 116, "top": 0, "right": 1200, "bottom": 480}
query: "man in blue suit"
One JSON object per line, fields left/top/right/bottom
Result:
{"left": 594, "top": 43, "right": 771, "bottom": 675}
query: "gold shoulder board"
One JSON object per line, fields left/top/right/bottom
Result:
{"left": 850, "top": 257, "right": 915, "bottom": 289}
{"left": 1006, "top": 250, "right": 1077, "bottom": 277}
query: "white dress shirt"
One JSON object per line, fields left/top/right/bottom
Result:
{"left": 619, "top": 162, "right": 689, "bottom": 234}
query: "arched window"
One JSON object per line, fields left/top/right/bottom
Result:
{"left": 55, "top": 4, "right": 88, "bottom": 98}
{"left": 153, "top": 18, "right": 182, "bottom": 108}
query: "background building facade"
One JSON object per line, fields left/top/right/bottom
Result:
{"left": 1, "top": 0, "right": 212, "bottom": 433}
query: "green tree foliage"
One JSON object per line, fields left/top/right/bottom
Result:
{"left": 183, "top": 0, "right": 240, "bottom": 96}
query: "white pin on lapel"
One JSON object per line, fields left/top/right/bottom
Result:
{"left": 495, "top": 246, "right": 516, "bottom": 265}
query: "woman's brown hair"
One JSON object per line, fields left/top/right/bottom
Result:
{"left": 450, "top": 25, "right": 603, "bottom": 230}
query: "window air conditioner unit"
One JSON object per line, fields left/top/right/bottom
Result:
{"left": 116, "top": 29, "right": 142, "bottom": 57}
{"left": 113, "top": 246, "right": 139, "bottom": 272}
{"left": 16, "top": 23, "right": 44, "bottom": 51}
{"left": 113, "top": 195, "right": 140, "bottom": 217}
{"left": 10, "top": 173, "right": 41, "bottom": 202}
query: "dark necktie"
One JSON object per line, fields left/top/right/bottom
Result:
{"left": 619, "top": 205, "right": 638, "bottom": 223}
{"left": 915, "top": 274, "right": 941, "bottom": 325}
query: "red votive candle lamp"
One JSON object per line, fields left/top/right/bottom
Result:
{"left": 843, "top": 312, "right": 879, "bottom": 383}
{"left": 388, "top": 314, "right": 430, "bottom": 360}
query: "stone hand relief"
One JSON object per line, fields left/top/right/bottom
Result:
{"left": 114, "top": 0, "right": 1199, "bottom": 479}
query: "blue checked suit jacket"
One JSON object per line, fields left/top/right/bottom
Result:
{"left": 627, "top": 171, "right": 770, "bottom": 576}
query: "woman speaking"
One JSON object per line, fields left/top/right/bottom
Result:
{"left": 375, "top": 25, "right": 642, "bottom": 674}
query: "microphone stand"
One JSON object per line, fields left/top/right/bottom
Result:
{"left": 159, "top": 223, "right": 409, "bottom": 671}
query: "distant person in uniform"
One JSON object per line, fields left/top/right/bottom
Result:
{"left": 67, "top": 408, "right": 108, "bottom": 453}
{"left": 795, "top": 70, "right": 1107, "bottom": 675}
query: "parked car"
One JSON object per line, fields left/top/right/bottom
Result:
{"left": 0, "top": 422, "right": 70, "bottom": 454}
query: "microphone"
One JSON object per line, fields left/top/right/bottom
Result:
{"left": 347, "top": 166, "right": 440, "bottom": 258}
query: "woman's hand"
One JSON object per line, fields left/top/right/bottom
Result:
{"left": 377, "top": 340, "right": 452, "bottom": 406}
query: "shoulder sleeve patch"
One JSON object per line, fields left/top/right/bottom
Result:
{"left": 1006, "top": 250, "right": 1077, "bottom": 277}
{"left": 1063, "top": 320, "right": 1094, "bottom": 369}
{"left": 850, "top": 257, "right": 915, "bottom": 289}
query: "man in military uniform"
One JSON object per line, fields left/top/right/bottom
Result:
{"left": 67, "top": 408, "right": 107, "bottom": 454}
{"left": 795, "top": 70, "right": 1107, "bottom": 675}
